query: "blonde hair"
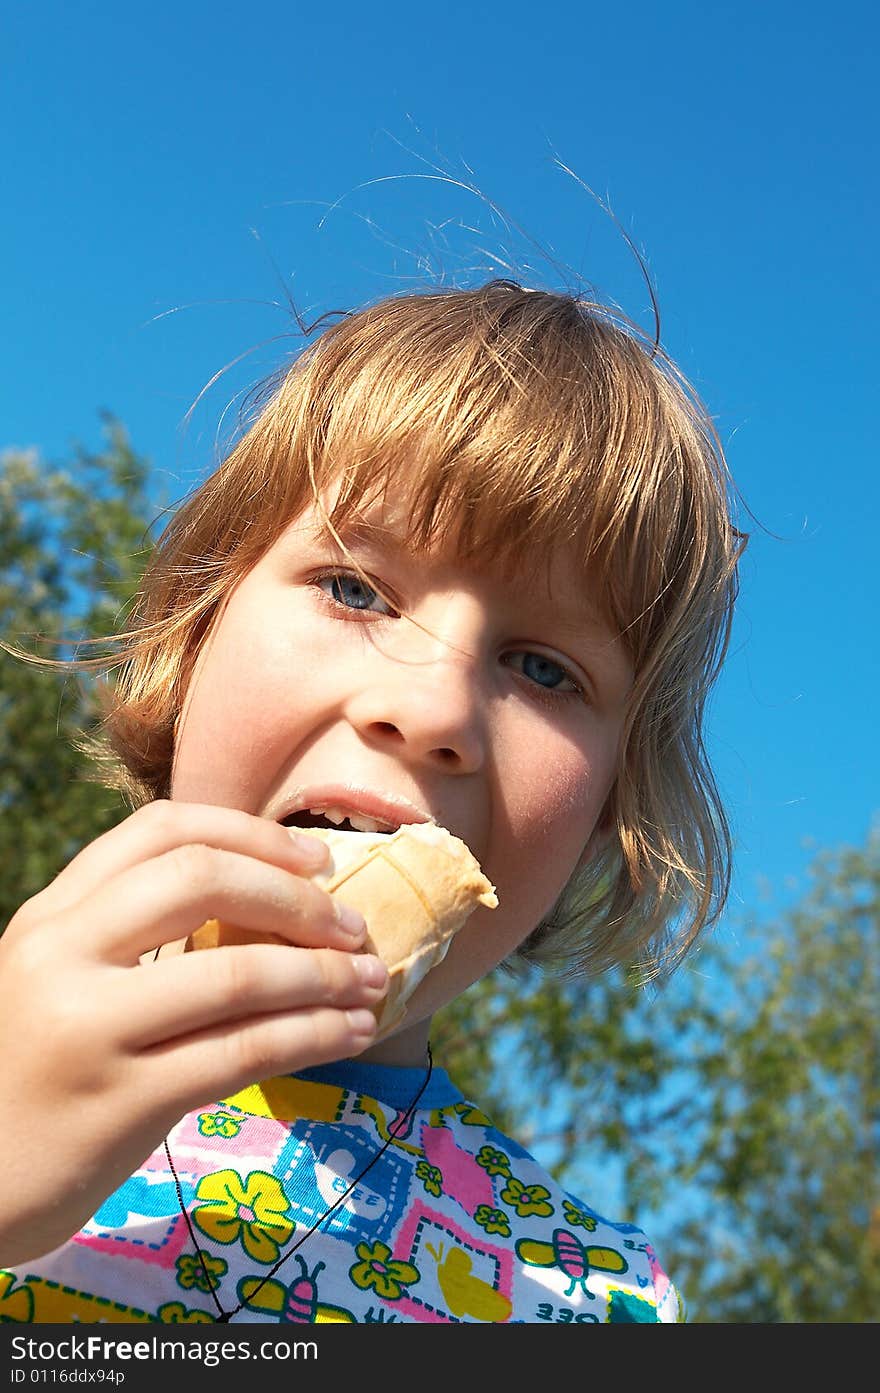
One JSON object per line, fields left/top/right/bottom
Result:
{"left": 75, "top": 280, "right": 746, "bottom": 978}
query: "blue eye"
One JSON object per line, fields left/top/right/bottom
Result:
{"left": 507, "top": 650, "right": 580, "bottom": 694}
{"left": 317, "top": 570, "right": 396, "bottom": 614}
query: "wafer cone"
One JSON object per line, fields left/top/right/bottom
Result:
{"left": 185, "top": 822, "right": 497, "bottom": 1037}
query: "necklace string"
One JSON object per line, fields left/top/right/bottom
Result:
{"left": 163, "top": 1043, "right": 434, "bottom": 1322}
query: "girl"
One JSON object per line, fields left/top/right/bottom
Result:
{"left": 0, "top": 281, "right": 742, "bottom": 1323}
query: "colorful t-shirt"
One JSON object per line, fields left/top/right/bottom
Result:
{"left": 2, "top": 1059, "right": 679, "bottom": 1324}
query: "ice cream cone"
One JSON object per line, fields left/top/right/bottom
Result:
{"left": 185, "top": 822, "right": 497, "bottom": 1036}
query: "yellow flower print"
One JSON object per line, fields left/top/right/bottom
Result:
{"left": 197, "top": 1110, "right": 242, "bottom": 1139}
{"left": 500, "top": 1177, "right": 553, "bottom": 1218}
{"left": 158, "top": 1301, "right": 215, "bottom": 1323}
{"left": 193, "top": 1169, "right": 294, "bottom": 1264}
{"left": 175, "top": 1250, "right": 228, "bottom": 1292}
{"left": 474, "top": 1204, "right": 511, "bottom": 1237}
{"left": 415, "top": 1160, "right": 442, "bottom": 1197}
{"left": 562, "top": 1199, "right": 598, "bottom": 1232}
{"left": 476, "top": 1144, "right": 511, "bottom": 1177}
{"left": 349, "top": 1241, "right": 420, "bottom": 1300}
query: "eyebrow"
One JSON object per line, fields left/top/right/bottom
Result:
{"left": 327, "top": 514, "right": 409, "bottom": 553}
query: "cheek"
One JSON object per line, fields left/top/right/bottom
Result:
{"left": 171, "top": 608, "right": 296, "bottom": 802}
{"left": 505, "top": 759, "right": 597, "bottom": 838}
{"left": 488, "top": 714, "right": 618, "bottom": 933}
{"left": 499, "top": 716, "right": 610, "bottom": 857}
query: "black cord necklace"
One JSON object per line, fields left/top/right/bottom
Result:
{"left": 163, "top": 1043, "right": 435, "bottom": 1322}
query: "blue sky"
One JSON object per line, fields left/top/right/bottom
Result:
{"left": 2, "top": 0, "right": 877, "bottom": 941}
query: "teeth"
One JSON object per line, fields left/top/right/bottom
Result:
{"left": 310, "top": 805, "right": 348, "bottom": 825}
{"left": 347, "top": 813, "right": 392, "bottom": 833}
{"left": 307, "top": 805, "right": 394, "bottom": 834}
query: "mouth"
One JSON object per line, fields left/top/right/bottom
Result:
{"left": 276, "top": 787, "right": 434, "bottom": 837}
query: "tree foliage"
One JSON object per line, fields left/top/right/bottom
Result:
{"left": 659, "top": 836, "right": 880, "bottom": 1321}
{"left": 0, "top": 419, "right": 159, "bottom": 926}
{"left": 2, "top": 425, "right": 876, "bottom": 1321}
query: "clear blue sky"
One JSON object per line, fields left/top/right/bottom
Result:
{"left": 2, "top": 0, "right": 877, "bottom": 940}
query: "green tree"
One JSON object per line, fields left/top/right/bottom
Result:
{"left": 661, "top": 834, "right": 880, "bottom": 1321}
{"left": 0, "top": 419, "right": 159, "bottom": 928}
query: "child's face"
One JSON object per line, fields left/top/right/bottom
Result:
{"left": 171, "top": 494, "right": 633, "bottom": 1064}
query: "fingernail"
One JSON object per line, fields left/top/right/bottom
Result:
{"left": 287, "top": 831, "right": 330, "bottom": 865}
{"left": 346, "top": 1008, "right": 377, "bottom": 1038}
{"left": 335, "top": 901, "right": 367, "bottom": 936}
{"left": 355, "top": 954, "right": 388, "bottom": 989}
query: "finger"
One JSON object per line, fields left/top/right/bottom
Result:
{"left": 62, "top": 843, "right": 365, "bottom": 962}
{"left": 122, "top": 944, "right": 389, "bottom": 1048}
{"left": 142, "top": 1006, "right": 381, "bottom": 1117}
{"left": 26, "top": 801, "right": 330, "bottom": 922}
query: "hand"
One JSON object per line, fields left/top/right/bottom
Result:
{"left": 0, "top": 800, "right": 388, "bottom": 1266}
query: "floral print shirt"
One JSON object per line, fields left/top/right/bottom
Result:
{"left": 2, "top": 1059, "right": 679, "bottom": 1324}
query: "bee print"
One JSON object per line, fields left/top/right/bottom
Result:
{"left": 237, "top": 1258, "right": 354, "bottom": 1323}
{"left": 517, "top": 1228, "right": 627, "bottom": 1297}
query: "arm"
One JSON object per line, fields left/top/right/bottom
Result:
{"left": 0, "top": 800, "right": 387, "bottom": 1266}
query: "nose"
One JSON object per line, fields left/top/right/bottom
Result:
{"left": 345, "top": 650, "right": 487, "bottom": 774}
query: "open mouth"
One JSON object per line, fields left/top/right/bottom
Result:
{"left": 280, "top": 806, "right": 399, "bottom": 835}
